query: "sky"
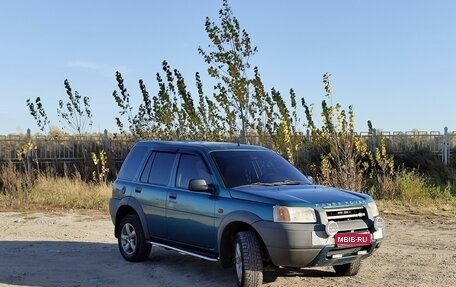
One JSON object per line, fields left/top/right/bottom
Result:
{"left": 1, "top": 0, "right": 455, "bottom": 135}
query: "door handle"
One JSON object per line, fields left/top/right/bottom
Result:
{"left": 169, "top": 192, "right": 177, "bottom": 200}
{"left": 135, "top": 187, "right": 142, "bottom": 193}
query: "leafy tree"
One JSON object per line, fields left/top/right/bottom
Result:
{"left": 267, "top": 88, "right": 303, "bottom": 164}
{"left": 26, "top": 79, "right": 93, "bottom": 134}
{"left": 112, "top": 71, "right": 137, "bottom": 135}
{"left": 57, "top": 79, "right": 93, "bottom": 134}
{"left": 26, "top": 97, "right": 50, "bottom": 132}
{"left": 153, "top": 64, "right": 176, "bottom": 139}
{"left": 109, "top": 0, "right": 302, "bottom": 152}
{"left": 196, "top": 0, "right": 305, "bottom": 159}
{"left": 198, "top": 0, "right": 260, "bottom": 143}
{"left": 112, "top": 61, "right": 227, "bottom": 141}
{"left": 300, "top": 73, "right": 365, "bottom": 190}
{"left": 136, "top": 78, "right": 154, "bottom": 136}
{"left": 301, "top": 73, "right": 393, "bottom": 192}
{"left": 195, "top": 72, "right": 225, "bottom": 141}
{"left": 156, "top": 61, "right": 226, "bottom": 140}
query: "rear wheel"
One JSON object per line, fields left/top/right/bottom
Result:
{"left": 333, "top": 259, "right": 361, "bottom": 276}
{"left": 118, "top": 214, "right": 151, "bottom": 262}
{"left": 234, "top": 231, "right": 263, "bottom": 287}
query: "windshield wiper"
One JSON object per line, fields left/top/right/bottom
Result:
{"left": 237, "top": 182, "right": 275, "bottom": 187}
{"left": 270, "top": 180, "right": 301, "bottom": 186}
{"left": 236, "top": 180, "right": 301, "bottom": 188}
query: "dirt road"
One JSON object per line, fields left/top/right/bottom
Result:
{"left": 0, "top": 211, "right": 455, "bottom": 287}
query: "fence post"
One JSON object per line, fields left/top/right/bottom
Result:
{"left": 443, "top": 126, "right": 449, "bottom": 165}
{"left": 371, "top": 128, "right": 377, "bottom": 153}
{"left": 102, "top": 129, "right": 110, "bottom": 153}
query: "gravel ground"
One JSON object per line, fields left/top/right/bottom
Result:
{"left": 0, "top": 211, "right": 455, "bottom": 287}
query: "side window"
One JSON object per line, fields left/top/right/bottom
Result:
{"left": 117, "top": 145, "right": 149, "bottom": 181}
{"left": 147, "top": 152, "right": 176, "bottom": 186}
{"left": 139, "top": 152, "right": 155, "bottom": 183}
{"left": 176, "top": 154, "right": 211, "bottom": 189}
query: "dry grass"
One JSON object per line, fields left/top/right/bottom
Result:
{"left": 0, "top": 167, "right": 111, "bottom": 212}
{"left": 1, "top": 163, "right": 455, "bottom": 216}
{"left": 28, "top": 175, "right": 111, "bottom": 210}
{"left": 370, "top": 169, "right": 456, "bottom": 214}
{"left": 377, "top": 199, "right": 456, "bottom": 217}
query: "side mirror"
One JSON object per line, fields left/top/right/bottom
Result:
{"left": 307, "top": 176, "right": 314, "bottom": 184}
{"left": 188, "top": 179, "right": 214, "bottom": 192}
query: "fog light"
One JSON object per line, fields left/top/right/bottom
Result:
{"left": 374, "top": 217, "right": 384, "bottom": 231}
{"left": 325, "top": 221, "right": 339, "bottom": 236}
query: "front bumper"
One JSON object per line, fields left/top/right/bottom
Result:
{"left": 252, "top": 220, "right": 383, "bottom": 268}
{"left": 309, "top": 240, "right": 381, "bottom": 267}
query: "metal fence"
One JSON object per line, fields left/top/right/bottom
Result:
{"left": 0, "top": 128, "right": 454, "bottom": 171}
{"left": 0, "top": 130, "right": 136, "bottom": 178}
{"left": 362, "top": 127, "right": 454, "bottom": 165}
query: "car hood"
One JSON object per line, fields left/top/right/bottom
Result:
{"left": 229, "top": 184, "right": 371, "bottom": 207}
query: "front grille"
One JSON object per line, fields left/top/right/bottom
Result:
{"left": 325, "top": 206, "right": 367, "bottom": 222}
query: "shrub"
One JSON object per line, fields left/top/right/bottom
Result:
{"left": 373, "top": 169, "right": 456, "bottom": 209}
{"left": 0, "top": 162, "right": 31, "bottom": 195}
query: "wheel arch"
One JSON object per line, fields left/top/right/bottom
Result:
{"left": 114, "top": 197, "right": 149, "bottom": 238}
{"left": 218, "top": 212, "right": 269, "bottom": 268}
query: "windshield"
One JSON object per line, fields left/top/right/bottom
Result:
{"left": 211, "top": 150, "right": 311, "bottom": 188}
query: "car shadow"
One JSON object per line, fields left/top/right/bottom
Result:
{"left": 0, "top": 240, "right": 337, "bottom": 287}
{"left": 0, "top": 240, "right": 235, "bottom": 287}
{"left": 263, "top": 266, "right": 336, "bottom": 283}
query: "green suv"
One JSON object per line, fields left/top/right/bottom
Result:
{"left": 109, "top": 141, "right": 384, "bottom": 287}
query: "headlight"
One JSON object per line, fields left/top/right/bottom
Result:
{"left": 367, "top": 201, "right": 379, "bottom": 217}
{"left": 273, "top": 206, "right": 316, "bottom": 223}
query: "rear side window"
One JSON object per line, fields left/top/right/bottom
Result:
{"left": 117, "top": 145, "right": 149, "bottom": 181}
{"left": 140, "top": 152, "right": 156, "bottom": 183}
{"left": 147, "top": 152, "right": 176, "bottom": 186}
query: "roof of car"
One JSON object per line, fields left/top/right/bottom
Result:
{"left": 133, "top": 140, "right": 269, "bottom": 152}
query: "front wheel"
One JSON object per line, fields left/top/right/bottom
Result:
{"left": 234, "top": 231, "right": 263, "bottom": 287}
{"left": 117, "top": 214, "right": 151, "bottom": 262}
{"left": 333, "top": 259, "right": 361, "bottom": 276}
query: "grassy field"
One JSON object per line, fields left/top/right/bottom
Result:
{"left": 1, "top": 169, "right": 455, "bottom": 216}
{"left": 0, "top": 172, "right": 111, "bottom": 212}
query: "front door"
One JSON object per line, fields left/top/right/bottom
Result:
{"left": 166, "top": 153, "right": 217, "bottom": 250}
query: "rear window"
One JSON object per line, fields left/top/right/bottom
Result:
{"left": 117, "top": 145, "right": 149, "bottom": 181}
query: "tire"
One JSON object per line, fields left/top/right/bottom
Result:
{"left": 234, "top": 231, "right": 263, "bottom": 287}
{"left": 117, "top": 214, "right": 151, "bottom": 262}
{"left": 333, "top": 259, "right": 361, "bottom": 276}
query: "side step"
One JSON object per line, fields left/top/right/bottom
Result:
{"left": 147, "top": 241, "right": 219, "bottom": 262}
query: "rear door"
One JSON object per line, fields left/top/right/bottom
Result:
{"left": 136, "top": 151, "right": 177, "bottom": 239}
